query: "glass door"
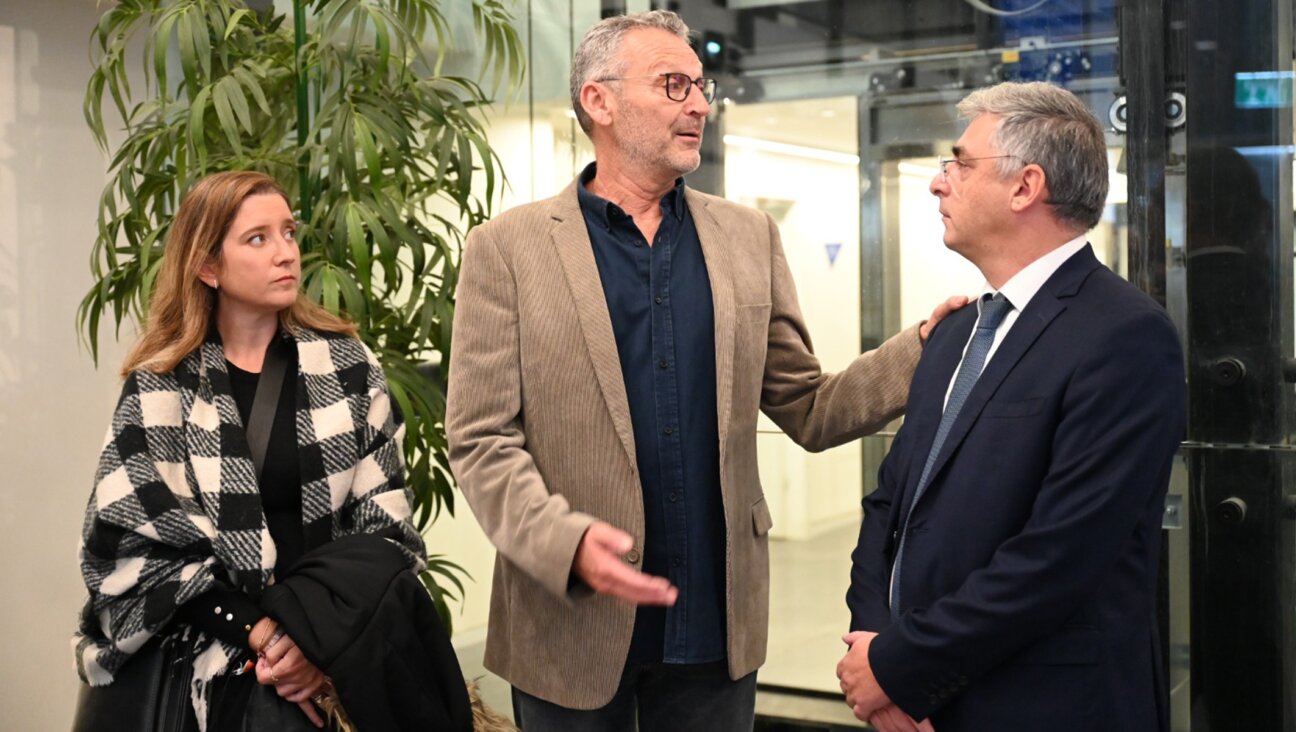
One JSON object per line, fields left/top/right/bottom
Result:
{"left": 495, "top": 1, "right": 1296, "bottom": 727}
{"left": 1180, "top": 0, "right": 1296, "bottom": 728}
{"left": 673, "top": 0, "right": 1199, "bottom": 728}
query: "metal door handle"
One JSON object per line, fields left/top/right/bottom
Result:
{"left": 1212, "top": 497, "right": 1247, "bottom": 525}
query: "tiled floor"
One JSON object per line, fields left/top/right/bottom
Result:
{"left": 454, "top": 523, "right": 863, "bottom": 726}
{"left": 763, "top": 522, "right": 859, "bottom": 694}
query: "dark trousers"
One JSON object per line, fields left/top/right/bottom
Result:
{"left": 511, "top": 660, "right": 757, "bottom": 732}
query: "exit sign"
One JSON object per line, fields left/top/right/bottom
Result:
{"left": 1235, "top": 71, "right": 1294, "bottom": 109}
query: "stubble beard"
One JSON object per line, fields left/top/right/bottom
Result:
{"left": 617, "top": 103, "right": 703, "bottom": 179}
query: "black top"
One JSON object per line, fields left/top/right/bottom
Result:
{"left": 175, "top": 341, "right": 302, "bottom": 650}
{"left": 226, "top": 352, "right": 305, "bottom": 574}
{"left": 577, "top": 163, "right": 727, "bottom": 665}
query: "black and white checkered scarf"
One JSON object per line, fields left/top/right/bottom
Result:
{"left": 73, "top": 327, "right": 425, "bottom": 723}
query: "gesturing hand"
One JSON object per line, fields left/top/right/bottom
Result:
{"left": 573, "top": 521, "right": 678, "bottom": 606}
{"left": 919, "top": 295, "right": 973, "bottom": 343}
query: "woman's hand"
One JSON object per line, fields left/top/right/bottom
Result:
{"left": 247, "top": 616, "right": 278, "bottom": 654}
{"left": 254, "top": 630, "right": 328, "bottom": 728}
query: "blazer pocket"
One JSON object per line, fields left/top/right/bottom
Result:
{"left": 981, "top": 396, "right": 1046, "bottom": 418}
{"left": 751, "top": 497, "right": 774, "bottom": 537}
{"left": 738, "top": 303, "right": 772, "bottom": 325}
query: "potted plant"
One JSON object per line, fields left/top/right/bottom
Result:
{"left": 80, "top": 0, "right": 524, "bottom": 628}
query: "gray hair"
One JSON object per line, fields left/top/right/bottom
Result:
{"left": 957, "top": 81, "right": 1109, "bottom": 231}
{"left": 569, "top": 10, "right": 691, "bottom": 136}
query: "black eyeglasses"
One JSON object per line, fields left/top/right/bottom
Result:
{"left": 597, "top": 73, "right": 717, "bottom": 103}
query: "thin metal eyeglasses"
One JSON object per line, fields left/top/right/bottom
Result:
{"left": 597, "top": 73, "right": 717, "bottom": 103}
{"left": 937, "top": 154, "right": 1024, "bottom": 182}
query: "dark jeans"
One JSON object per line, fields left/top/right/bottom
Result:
{"left": 511, "top": 661, "right": 757, "bottom": 732}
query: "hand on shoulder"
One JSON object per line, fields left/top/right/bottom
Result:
{"left": 919, "top": 295, "right": 973, "bottom": 343}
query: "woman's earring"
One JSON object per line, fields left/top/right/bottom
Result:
{"left": 212, "top": 280, "right": 219, "bottom": 290}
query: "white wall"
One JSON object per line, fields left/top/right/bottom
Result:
{"left": 0, "top": 4, "right": 577, "bottom": 723}
{"left": 426, "top": 109, "right": 567, "bottom": 642}
{"left": 724, "top": 141, "right": 864, "bottom": 540}
{"left": 427, "top": 0, "right": 600, "bottom": 645}
{"left": 0, "top": 2, "right": 133, "bottom": 729}
{"left": 897, "top": 160, "right": 985, "bottom": 327}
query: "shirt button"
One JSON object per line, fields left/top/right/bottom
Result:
{"left": 659, "top": 359, "right": 668, "bottom": 369}
{"left": 663, "top": 426, "right": 673, "bottom": 435}
{"left": 655, "top": 296, "right": 663, "bottom": 304}
{"left": 626, "top": 549, "right": 641, "bottom": 564}
{"left": 672, "top": 557, "right": 683, "bottom": 568}
{"left": 670, "top": 492, "right": 681, "bottom": 502}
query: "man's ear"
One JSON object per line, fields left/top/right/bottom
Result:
{"left": 580, "top": 80, "right": 615, "bottom": 130}
{"left": 1009, "top": 164, "right": 1050, "bottom": 213}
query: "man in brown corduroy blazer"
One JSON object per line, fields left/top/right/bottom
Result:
{"left": 446, "top": 10, "right": 961, "bottom": 732}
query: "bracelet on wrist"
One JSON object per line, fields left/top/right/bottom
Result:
{"left": 252, "top": 619, "right": 279, "bottom": 656}
{"left": 259, "top": 628, "right": 285, "bottom": 656}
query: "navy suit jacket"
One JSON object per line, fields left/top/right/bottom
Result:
{"left": 847, "top": 246, "right": 1185, "bottom": 731}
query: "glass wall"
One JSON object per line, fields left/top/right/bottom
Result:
{"left": 666, "top": 0, "right": 1146, "bottom": 707}
{"left": 471, "top": 0, "right": 1296, "bottom": 728}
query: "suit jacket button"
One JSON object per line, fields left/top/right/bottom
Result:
{"left": 626, "top": 550, "right": 641, "bottom": 564}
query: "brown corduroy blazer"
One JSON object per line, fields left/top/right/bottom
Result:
{"left": 445, "top": 178, "right": 923, "bottom": 709}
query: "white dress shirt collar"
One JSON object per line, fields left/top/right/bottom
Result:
{"left": 983, "top": 234, "right": 1089, "bottom": 311}
{"left": 942, "top": 234, "right": 1090, "bottom": 409}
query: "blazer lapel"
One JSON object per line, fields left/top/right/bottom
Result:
{"left": 548, "top": 182, "right": 638, "bottom": 467}
{"left": 685, "top": 190, "right": 738, "bottom": 442}
{"left": 897, "top": 308, "right": 976, "bottom": 516}
{"left": 916, "top": 246, "right": 1101, "bottom": 502}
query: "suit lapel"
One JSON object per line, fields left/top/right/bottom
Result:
{"left": 921, "top": 296, "right": 1065, "bottom": 488}
{"left": 912, "top": 245, "right": 1101, "bottom": 511}
{"left": 897, "top": 308, "right": 975, "bottom": 515}
{"left": 686, "top": 189, "right": 738, "bottom": 442}
{"left": 548, "top": 182, "right": 638, "bottom": 467}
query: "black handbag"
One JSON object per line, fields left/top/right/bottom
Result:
{"left": 71, "top": 632, "right": 199, "bottom": 732}
{"left": 240, "top": 683, "right": 328, "bottom": 732}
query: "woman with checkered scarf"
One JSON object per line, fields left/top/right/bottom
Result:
{"left": 72, "top": 171, "right": 438, "bottom": 730}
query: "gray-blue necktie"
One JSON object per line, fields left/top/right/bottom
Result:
{"left": 890, "top": 293, "right": 1012, "bottom": 618}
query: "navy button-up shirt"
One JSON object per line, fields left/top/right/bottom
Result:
{"left": 577, "top": 163, "right": 727, "bottom": 665}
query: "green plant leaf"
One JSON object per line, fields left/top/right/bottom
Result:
{"left": 152, "top": 10, "right": 178, "bottom": 101}
{"left": 211, "top": 77, "right": 245, "bottom": 155}
{"left": 219, "top": 74, "right": 254, "bottom": 135}
{"left": 231, "top": 63, "right": 271, "bottom": 116}
{"left": 321, "top": 264, "right": 340, "bottom": 313}
{"left": 81, "top": 0, "right": 523, "bottom": 622}
{"left": 224, "top": 7, "right": 251, "bottom": 41}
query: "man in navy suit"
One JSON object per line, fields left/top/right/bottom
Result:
{"left": 837, "top": 81, "right": 1185, "bottom": 732}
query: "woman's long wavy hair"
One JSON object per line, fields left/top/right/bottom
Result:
{"left": 121, "top": 171, "right": 357, "bottom": 376}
